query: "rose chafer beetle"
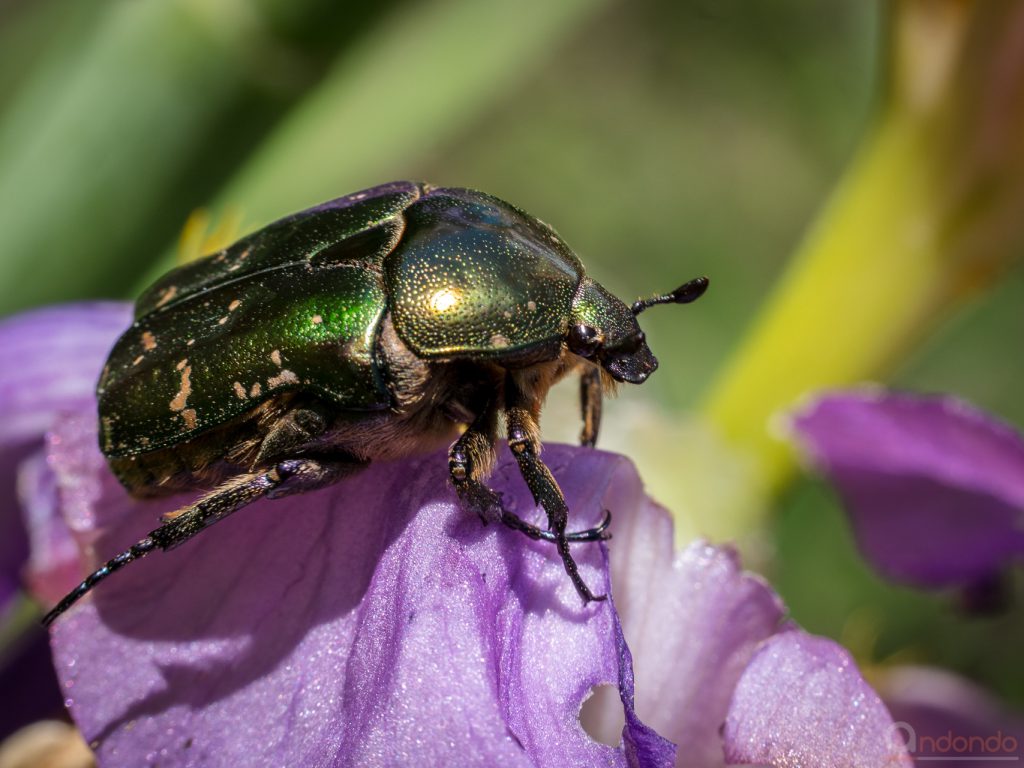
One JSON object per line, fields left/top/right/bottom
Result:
{"left": 43, "top": 181, "right": 708, "bottom": 625}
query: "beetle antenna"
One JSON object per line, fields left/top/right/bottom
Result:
{"left": 41, "top": 535, "right": 158, "bottom": 627}
{"left": 631, "top": 276, "right": 709, "bottom": 315}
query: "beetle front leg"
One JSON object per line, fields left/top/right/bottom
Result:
{"left": 579, "top": 366, "right": 602, "bottom": 448}
{"left": 505, "top": 374, "right": 607, "bottom": 603}
{"left": 448, "top": 404, "right": 502, "bottom": 526}
{"left": 449, "top": 403, "right": 611, "bottom": 544}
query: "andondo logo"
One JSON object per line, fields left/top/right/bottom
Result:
{"left": 889, "top": 721, "right": 1020, "bottom": 761}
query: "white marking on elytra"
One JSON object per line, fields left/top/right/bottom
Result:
{"left": 270, "top": 349, "right": 283, "bottom": 366}
{"left": 132, "top": 355, "right": 144, "bottom": 367}
{"left": 101, "top": 417, "right": 115, "bottom": 452}
{"left": 311, "top": 314, "right": 323, "bottom": 325}
{"left": 170, "top": 362, "right": 193, "bottom": 418}
{"left": 250, "top": 382, "right": 262, "bottom": 398}
{"left": 227, "top": 246, "right": 251, "bottom": 272}
{"left": 228, "top": 299, "right": 241, "bottom": 312}
{"left": 141, "top": 331, "right": 157, "bottom": 351}
{"left": 267, "top": 370, "right": 299, "bottom": 388}
{"left": 154, "top": 285, "right": 178, "bottom": 309}
{"left": 233, "top": 381, "right": 247, "bottom": 399}
{"left": 490, "top": 333, "right": 509, "bottom": 348}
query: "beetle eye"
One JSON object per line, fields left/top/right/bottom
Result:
{"left": 568, "top": 323, "right": 602, "bottom": 357}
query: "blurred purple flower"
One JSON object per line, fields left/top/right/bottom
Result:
{"left": 790, "top": 390, "right": 1024, "bottom": 589}
{"left": 880, "top": 665, "right": 1024, "bottom": 767}
{"left": 1, "top": 304, "right": 914, "bottom": 767}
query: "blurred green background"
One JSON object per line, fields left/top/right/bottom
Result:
{"left": 1, "top": 0, "right": 1021, "bottom": 706}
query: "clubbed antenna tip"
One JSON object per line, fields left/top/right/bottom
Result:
{"left": 632, "top": 276, "right": 709, "bottom": 315}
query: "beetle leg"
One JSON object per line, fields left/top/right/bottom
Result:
{"left": 448, "top": 402, "right": 501, "bottom": 525}
{"left": 449, "top": 401, "right": 611, "bottom": 544}
{"left": 154, "top": 457, "right": 363, "bottom": 548}
{"left": 505, "top": 374, "right": 607, "bottom": 604}
{"left": 502, "top": 509, "right": 612, "bottom": 543}
{"left": 579, "top": 366, "right": 602, "bottom": 448}
{"left": 42, "top": 456, "right": 362, "bottom": 627}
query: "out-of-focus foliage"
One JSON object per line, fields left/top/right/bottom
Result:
{"left": 705, "top": 0, "right": 1024, "bottom": 490}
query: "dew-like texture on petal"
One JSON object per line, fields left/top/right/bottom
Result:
{"left": 879, "top": 666, "right": 1024, "bottom": 768}
{"left": 790, "top": 392, "right": 1024, "bottom": 586}
{"left": 595, "top": 488, "right": 786, "bottom": 768}
{"left": 20, "top": 434, "right": 109, "bottom": 606}
{"left": 570, "top": 457, "right": 786, "bottom": 767}
{"left": 723, "top": 631, "right": 913, "bottom": 767}
{"left": 47, "top": 416, "right": 673, "bottom": 768}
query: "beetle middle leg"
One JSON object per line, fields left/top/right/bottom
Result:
{"left": 42, "top": 455, "right": 363, "bottom": 627}
{"left": 449, "top": 400, "right": 611, "bottom": 544}
{"left": 579, "top": 366, "right": 602, "bottom": 448}
{"left": 505, "top": 373, "right": 607, "bottom": 603}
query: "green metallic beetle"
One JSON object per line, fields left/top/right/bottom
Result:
{"left": 43, "top": 181, "right": 707, "bottom": 625}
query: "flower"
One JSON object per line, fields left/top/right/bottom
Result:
{"left": 0, "top": 304, "right": 913, "bottom": 767}
{"left": 879, "top": 665, "right": 1024, "bottom": 768}
{"left": 0, "top": 303, "right": 134, "bottom": 616}
{"left": 789, "top": 390, "right": 1024, "bottom": 589}
{"left": 0, "top": 304, "right": 134, "bottom": 741}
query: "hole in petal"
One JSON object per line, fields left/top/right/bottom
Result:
{"left": 579, "top": 683, "right": 624, "bottom": 746}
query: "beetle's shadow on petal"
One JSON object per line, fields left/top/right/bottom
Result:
{"left": 74, "top": 453, "right": 448, "bottom": 743}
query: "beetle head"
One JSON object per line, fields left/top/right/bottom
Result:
{"left": 568, "top": 279, "right": 656, "bottom": 384}
{"left": 568, "top": 276, "right": 708, "bottom": 384}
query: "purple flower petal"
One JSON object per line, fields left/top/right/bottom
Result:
{"left": 0, "top": 303, "right": 132, "bottom": 612}
{"left": 18, "top": 447, "right": 82, "bottom": 605}
{"left": 879, "top": 666, "right": 1024, "bottom": 767}
{"left": 0, "top": 304, "right": 132, "bottom": 740}
{"left": 599, "top": 493, "right": 786, "bottom": 766}
{"left": 572, "top": 458, "right": 911, "bottom": 767}
{"left": 0, "top": 303, "right": 133, "bottom": 447}
{"left": 47, "top": 413, "right": 673, "bottom": 768}
{"left": 790, "top": 391, "right": 1024, "bottom": 587}
{"left": 723, "top": 630, "right": 913, "bottom": 767}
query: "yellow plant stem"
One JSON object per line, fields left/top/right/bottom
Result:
{"left": 701, "top": 112, "right": 948, "bottom": 493}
